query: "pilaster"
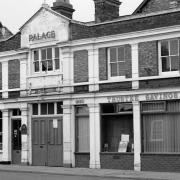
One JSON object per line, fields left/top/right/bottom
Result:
{"left": 133, "top": 101, "right": 141, "bottom": 171}
{"left": 88, "top": 103, "right": 101, "bottom": 169}
{"left": 2, "top": 61, "right": 8, "bottom": 98}
{"left": 88, "top": 47, "right": 99, "bottom": 92}
{"left": 131, "top": 43, "right": 139, "bottom": 90}
{"left": 62, "top": 103, "right": 73, "bottom": 167}
{"left": 20, "top": 58, "right": 27, "bottom": 97}
{"left": 2, "top": 109, "right": 11, "bottom": 162}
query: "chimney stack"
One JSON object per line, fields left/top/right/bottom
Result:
{"left": 52, "top": 0, "right": 75, "bottom": 19}
{"left": 94, "top": 0, "right": 121, "bottom": 23}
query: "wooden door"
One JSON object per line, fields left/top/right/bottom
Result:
{"left": 32, "top": 118, "right": 63, "bottom": 166}
{"left": 12, "top": 119, "right": 21, "bottom": 164}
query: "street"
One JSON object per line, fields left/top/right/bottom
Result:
{"left": 0, "top": 171, "right": 140, "bottom": 180}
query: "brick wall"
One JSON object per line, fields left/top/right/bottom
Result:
{"left": 139, "top": 41, "right": 158, "bottom": 77}
{"left": 74, "top": 50, "right": 88, "bottom": 83}
{"left": 99, "top": 48, "right": 108, "bottom": 81}
{"left": 75, "top": 153, "right": 90, "bottom": 168}
{"left": 139, "top": 0, "right": 180, "bottom": 14}
{"left": 8, "top": 59, "right": 20, "bottom": 89}
{"left": 139, "top": 77, "right": 180, "bottom": 89}
{"left": 100, "top": 153, "right": 134, "bottom": 170}
{"left": 99, "top": 82, "right": 132, "bottom": 92}
{"left": 141, "top": 154, "right": 180, "bottom": 172}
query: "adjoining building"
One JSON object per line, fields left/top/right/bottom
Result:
{"left": 0, "top": 0, "right": 180, "bottom": 172}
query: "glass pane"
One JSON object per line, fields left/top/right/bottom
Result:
{"left": 47, "top": 60, "right": 53, "bottom": 71}
{"left": 110, "top": 63, "right": 118, "bottom": 77}
{"left": 41, "top": 49, "right": 46, "bottom": 60}
{"left": 34, "top": 50, "right": 39, "bottom": 61}
{"left": 57, "top": 102, "right": 63, "bottom": 114}
{"left": 118, "top": 47, "right": 125, "bottom": 62}
{"left": 34, "top": 61, "right": 39, "bottom": 72}
{"left": 55, "top": 48, "right": 59, "bottom": 58}
{"left": 42, "top": 61, "right": 47, "bottom": 71}
{"left": 170, "top": 39, "right": 178, "bottom": 55}
{"left": 48, "top": 103, "right": 54, "bottom": 114}
{"left": 76, "top": 106, "right": 89, "bottom": 115}
{"left": 32, "top": 104, "right": 38, "bottom": 115}
{"left": 47, "top": 48, "right": 52, "bottom": 59}
{"left": 55, "top": 59, "right": 60, "bottom": 70}
{"left": 118, "top": 62, "right": 125, "bottom": 76}
{"left": 41, "top": 103, "right": 47, "bottom": 115}
{"left": 161, "top": 41, "right": 169, "bottom": 56}
{"left": 162, "top": 57, "right": 170, "bottom": 72}
{"left": 171, "top": 56, "right": 179, "bottom": 71}
{"left": 110, "top": 48, "right": 117, "bottom": 62}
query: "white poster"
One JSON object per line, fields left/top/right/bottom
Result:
{"left": 53, "top": 119, "right": 58, "bottom": 128}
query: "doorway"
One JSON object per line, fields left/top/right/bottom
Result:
{"left": 32, "top": 118, "right": 63, "bottom": 166}
{"left": 12, "top": 119, "right": 21, "bottom": 164}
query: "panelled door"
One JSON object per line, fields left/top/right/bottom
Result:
{"left": 32, "top": 118, "right": 63, "bottom": 166}
{"left": 12, "top": 119, "right": 21, "bottom": 164}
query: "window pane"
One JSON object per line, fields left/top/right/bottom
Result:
{"left": 171, "top": 56, "right": 179, "bottom": 71}
{"left": 170, "top": 39, "right": 178, "bottom": 55}
{"left": 42, "top": 61, "right": 47, "bottom": 71}
{"left": 76, "top": 106, "right": 89, "bottom": 115}
{"left": 161, "top": 41, "right": 169, "bottom": 56}
{"left": 47, "top": 60, "right": 53, "bottom": 71}
{"left": 41, "top": 103, "right": 47, "bottom": 115}
{"left": 57, "top": 102, "right": 63, "bottom": 114}
{"left": 55, "top": 59, "right": 60, "bottom": 70}
{"left": 47, "top": 48, "right": 52, "bottom": 59}
{"left": 0, "top": 117, "right": 2, "bottom": 150}
{"left": 34, "top": 50, "right": 39, "bottom": 61}
{"left": 118, "top": 62, "right": 125, "bottom": 76}
{"left": 32, "top": 104, "right": 38, "bottom": 115}
{"left": 48, "top": 103, "right": 54, "bottom": 114}
{"left": 110, "top": 48, "right": 117, "bottom": 62}
{"left": 118, "top": 47, "right": 125, "bottom": 62}
{"left": 55, "top": 48, "right": 59, "bottom": 58}
{"left": 41, "top": 49, "right": 46, "bottom": 60}
{"left": 34, "top": 61, "right": 39, "bottom": 72}
{"left": 162, "top": 57, "right": 170, "bottom": 72}
{"left": 110, "top": 63, "right": 118, "bottom": 77}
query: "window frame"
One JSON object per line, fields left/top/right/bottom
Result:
{"left": 108, "top": 46, "right": 126, "bottom": 80}
{"left": 159, "top": 38, "right": 180, "bottom": 76}
{"left": 32, "top": 46, "right": 61, "bottom": 73}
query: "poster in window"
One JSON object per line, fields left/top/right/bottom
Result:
{"left": 118, "top": 141, "right": 128, "bottom": 152}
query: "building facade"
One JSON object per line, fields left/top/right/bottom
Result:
{"left": 0, "top": 0, "right": 180, "bottom": 172}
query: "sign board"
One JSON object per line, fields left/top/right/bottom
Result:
{"left": 53, "top": 119, "right": 58, "bottom": 128}
{"left": 121, "top": 134, "right": 129, "bottom": 142}
{"left": 118, "top": 141, "right": 128, "bottom": 152}
{"left": 29, "top": 31, "right": 55, "bottom": 42}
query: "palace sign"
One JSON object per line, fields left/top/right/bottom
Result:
{"left": 29, "top": 31, "right": 55, "bottom": 42}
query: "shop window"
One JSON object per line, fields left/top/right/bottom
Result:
{"left": 142, "top": 101, "right": 180, "bottom": 153}
{"left": 75, "top": 106, "right": 90, "bottom": 152}
{"left": 101, "top": 103, "right": 134, "bottom": 153}
{"left": 33, "top": 47, "right": 60, "bottom": 73}
{"left": 160, "top": 39, "right": 179, "bottom": 74}
{"left": 109, "top": 46, "right": 126, "bottom": 78}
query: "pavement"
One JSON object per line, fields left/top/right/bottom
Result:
{"left": 0, "top": 165, "right": 179, "bottom": 180}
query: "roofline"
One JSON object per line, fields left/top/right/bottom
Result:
{"left": 19, "top": 5, "right": 71, "bottom": 31}
{"left": 133, "top": 0, "right": 149, "bottom": 14}
{"left": 84, "top": 7, "right": 180, "bottom": 27}
{"left": 0, "top": 31, "right": 20, "bottom": 43}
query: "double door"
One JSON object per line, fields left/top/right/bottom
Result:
{"left": 32, "top": 118, "right": 63, "bottom": 166}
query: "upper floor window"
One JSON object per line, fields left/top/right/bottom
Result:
{"left": 33, "top": 47, "right": 60, "bottom": 73}
{"left": 109, "top": 46, "right": 125, "bottom": 78}
{"left": 160, "top": 39, "right": 179, "bottom": 74}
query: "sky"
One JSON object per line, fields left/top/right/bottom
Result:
{"left": 0, "top": 0, "right": 143, "bottom": 33}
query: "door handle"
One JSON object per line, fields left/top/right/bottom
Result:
{"left": 40, "top": 145, "right": 43, "bottom": 148}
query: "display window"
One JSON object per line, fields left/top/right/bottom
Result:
{"left": 101, "top": 103, "right": 134, "bottom": 153}
{"left": 142, "top": 100, "right": 180, "bottom": 153}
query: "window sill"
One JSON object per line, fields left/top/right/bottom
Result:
{"left": 141, "top": 153, "right": 180, "bottom": 156}
{"left": 28, "top": 71, "right": 62, "bottom": 78}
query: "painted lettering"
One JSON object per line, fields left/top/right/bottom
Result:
{"left": 29, "top": 31, "right": 56, "bottom": 42}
